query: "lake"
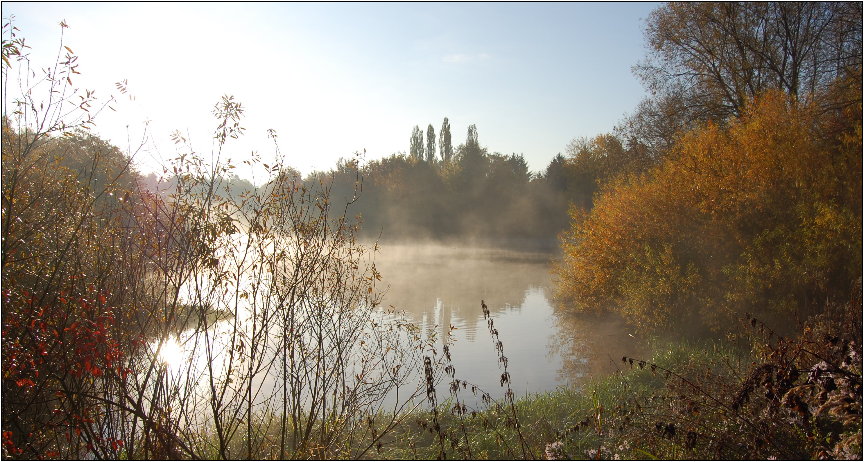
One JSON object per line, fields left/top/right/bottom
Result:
{"left": 371, "top": 242, "right": 643, "bottom": 402}
{"left": 156, "top": 240, "right": 644, "bottom": 417}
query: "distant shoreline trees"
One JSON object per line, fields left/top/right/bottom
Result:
{"left": 439, "top": 117, "right": 453, "bottom": 163}
{"left": 409, "top": 125, "right": 424, "bottom": 161}
{"left": 425, "top": 124, "right": 436, "bottom": 163}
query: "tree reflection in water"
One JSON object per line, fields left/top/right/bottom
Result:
{"left": 372, "top": 243, "right": 647, "bottom": 397}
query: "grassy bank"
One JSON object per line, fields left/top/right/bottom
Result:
{"left": 369, "top": 340, "right": 747, "bottom": 460}
{"left": 369, "top": 316, "right": 860, "bottom": 460}
{"left": 151, "top": 317, "right": 858, "bottom": 460}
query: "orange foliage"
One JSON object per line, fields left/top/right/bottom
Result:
{"left": 556, "top": 90, "right": 862, "bottom": 333}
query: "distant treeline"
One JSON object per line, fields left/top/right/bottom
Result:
{"left": 141, "top": 122, "right": 654, "bottom": 250}
{"left": 312, "top": 122, "right": 584, "bottom": 247}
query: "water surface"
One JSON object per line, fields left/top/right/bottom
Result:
{"left": 372, "top": 242, "right": 643, "bottom": 400}
{"left": 156, "top": 241, "right": 645, "bottom": 418}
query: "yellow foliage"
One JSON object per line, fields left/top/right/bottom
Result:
{"left": 555, "top": 90, "right": 862, "bottom": 333}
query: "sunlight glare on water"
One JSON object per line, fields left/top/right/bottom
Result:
{"left": 158, "top": 336, "right": 184, "bottom": 368}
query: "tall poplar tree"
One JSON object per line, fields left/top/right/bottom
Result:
{"left": 466, "top": 124, "right": 479, "bottom": 149}
{"left": 426, "top": 124, "right": 436, "bottom": 163}
{"left": 439, "top": 117, "right": 453, "bottom": 163}
{"left": 409, "top": 125, "right": 424, "bottom": 161}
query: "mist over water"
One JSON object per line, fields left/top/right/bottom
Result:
{"left": 153, "top": 238, "right": 647, "bottom": 416}
{"left": 370, "top": 242, "right": 644, "bottom": 399}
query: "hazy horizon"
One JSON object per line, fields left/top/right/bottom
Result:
{"left": 2, "top": 2, "right": 658, "bottom": 183}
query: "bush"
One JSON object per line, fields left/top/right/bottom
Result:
{"left": 555, "top": 88, "right": 862, "bottom": 335}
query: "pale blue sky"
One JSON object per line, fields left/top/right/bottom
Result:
{"left": 3, "top": 2, "right": 659, "bottom": 181}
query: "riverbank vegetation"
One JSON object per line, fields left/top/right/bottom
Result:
{"left": 2, "top": 21, "right": 433, "bottom": 458}
{"left": 550, "top": 2, "right": 862, "bottom": 459}
{"left": 384, "top": 298, "right": 860, "bottom": 459}
{"left": 3, "top": 2, "right": 862, "bottom": 460}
